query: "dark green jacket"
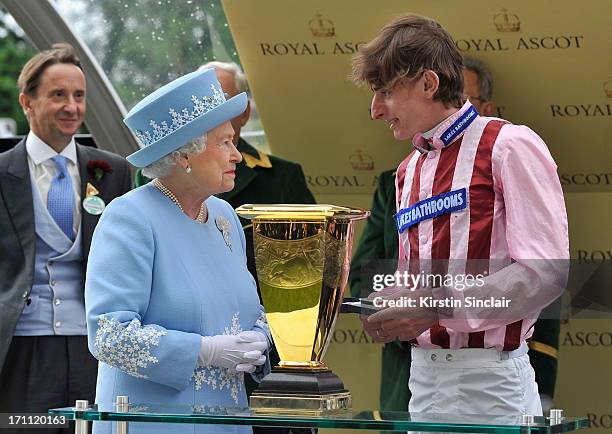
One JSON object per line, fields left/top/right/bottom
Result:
{"left": 348, "top": 169, "right": 560, "bottom": 411}
{"left": 349, "top": 169, "right": 412, "bottom": 411}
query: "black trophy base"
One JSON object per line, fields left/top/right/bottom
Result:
{"left": 250, "top": 367, "right": 351, "bottom": 415}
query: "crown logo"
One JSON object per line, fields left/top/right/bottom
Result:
{"left": 309, "top": 14, "right": 335, "bottom": 38}
{"left": 493, "top": 8, "right": 521, "bottom": 32}
{"left": 349, "top": 150, "right": 374, "bottom": 171}
{"left": 604, "top": 80, "right": 612, "bottom": 98}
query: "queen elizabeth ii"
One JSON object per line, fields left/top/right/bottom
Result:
{"left": 85, "top": 69, "right": 271, "bottom": 433}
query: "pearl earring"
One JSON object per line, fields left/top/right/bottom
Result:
{"left": 185, "top": 164, "right": 192, "bottom": 174}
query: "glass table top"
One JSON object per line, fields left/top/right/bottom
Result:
{"left": 49, "top": 404, "right": 589, "bottom": 433}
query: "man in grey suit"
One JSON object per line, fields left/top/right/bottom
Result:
{"left": 0, "top": 43, "right": 131, "bottom": 431}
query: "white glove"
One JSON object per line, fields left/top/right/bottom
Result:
{"left": 234, "top": 331, "right": 268, "bottom": 372}
{"left": 199, "top": 331, "right": 268, "bottom": 373}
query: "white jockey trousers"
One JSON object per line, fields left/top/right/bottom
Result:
{"left": 409, "top": 345, "right": 542, "bottom": 416}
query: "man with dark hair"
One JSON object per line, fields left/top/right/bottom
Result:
{"left": 0, "top": 43, "right": 131, "bottom": 430}
{"left": 351, "top": 15, "right": 568, "bottom": 416}
{"left": 462, "top": 57, "right": 495, "bottom": 117}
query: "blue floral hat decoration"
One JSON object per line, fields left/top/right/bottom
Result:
{"left": 124, "top": 68, "right": 247, "bottom": 167}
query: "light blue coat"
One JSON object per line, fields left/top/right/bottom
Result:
{"left": 85, "top": 184, "right": 271, "bottom": 434}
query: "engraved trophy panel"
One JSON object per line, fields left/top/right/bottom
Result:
{"left": 236, "top": 205, "right": 368, "bottom": 415}
{"left": 254, "top": 221, "right": 326, "bottom": 365}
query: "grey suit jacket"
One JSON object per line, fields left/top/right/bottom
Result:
{"left": 0, "top": 138, "right": 132, "bottom": 371}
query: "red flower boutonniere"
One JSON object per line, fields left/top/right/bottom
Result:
{"left": 87, "top": 160, "right": 113, "bottom": 181}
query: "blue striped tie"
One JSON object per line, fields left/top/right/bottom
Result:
{"left": 48, "top": 155, "right": 74, "bottom": 240}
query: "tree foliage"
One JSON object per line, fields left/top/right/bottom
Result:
{"left": 0, "top": 1, "right": 240, "bottom": 133}
{"left": 0, "top": 7, "right": 36, "bottom": 135}
{"left": 82, "top": 0, "right": 239, "bottom": 109}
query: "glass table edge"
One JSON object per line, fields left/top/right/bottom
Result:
{"left": 48, "top": 409, "right": 589, "bottom": 433}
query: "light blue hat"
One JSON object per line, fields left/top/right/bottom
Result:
{"left": 124, "top": 68, "right": 247, "bottom": 167}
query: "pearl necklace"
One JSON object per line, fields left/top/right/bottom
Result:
{"left": 153, "top": 178, "right": 207, "bottom": 223}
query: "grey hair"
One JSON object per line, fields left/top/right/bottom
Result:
{"left": 141, "top": 135, "right": 207, "bottom": 179}
{"left": 199, "top": 61, "right": 249, "bottom": 94}
{"left": 463, "top": 57, "right": 493, "bottom": 102}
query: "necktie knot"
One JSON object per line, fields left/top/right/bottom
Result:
{"left": 52, "top": 155, "right": 68, "bottom": 176}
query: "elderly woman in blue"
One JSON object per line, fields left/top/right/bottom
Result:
{"left": 85, "top": 69, "right": 271, "bottom": 434}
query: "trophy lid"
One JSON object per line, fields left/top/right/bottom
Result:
{"left": 235, "top": 204, "right": 369, "bottom": 220}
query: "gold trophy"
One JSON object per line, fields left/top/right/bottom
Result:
{"left": 235, "top": 204, "right": 368, "bottom": 415}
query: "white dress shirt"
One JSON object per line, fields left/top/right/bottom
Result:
{"left": 26, "top": 132, "right": 81, "bottom": 237}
